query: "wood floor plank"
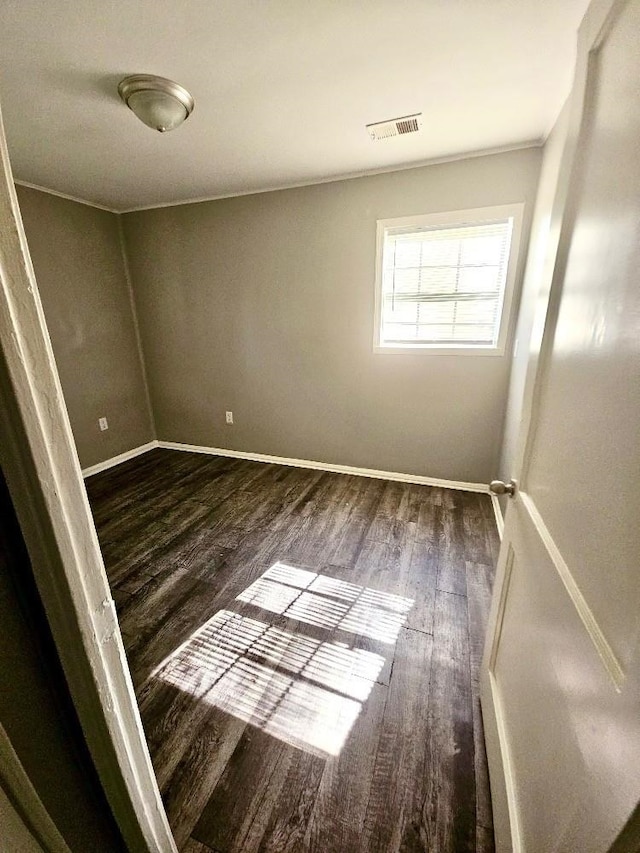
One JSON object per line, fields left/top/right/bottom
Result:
{"left": 436, "top": 551, "right": 468, "bottom": 598}
{"left": 141, "top": 683, "right": 214, "bottom": 791}
{"left": 366, "top": 513, "right": 399, "bottom": 544}
{"left": 344, "top": 476, "right": 386, "bottom": 519}
{"left": 303, "top": 682, "right": 387, "bottom": 853}
{"left": 414, "top": 500, "right": 443, "bottom": 545}
{"left": 462, "top": 512, "right": 494, "bottom": 565}
{"left": 127, "top": 557, "right": 267, "bottom": 687}
{"left": 86, "top": 449, "right": 498, "bottom": 853}
{"left": 423, "top": 590, "right": 476, "bottom": 853}
{"left": 470, "top": 694, "right": 494, "bottom": 842}
{"left": 465, "top": 561, "right": 497, "bottom": 841}
{"left": 160, "top": 708, "right": 247, "bottom": 851}
{"left": 92, "top": 454, "right": 226, "bottom": 526}
{"left": 329, "top": 513, "right": 371, "bottom": 568}
{"left": 248, "top": 744, "right": 325, "bottom": 853}
{"left": 439, "top": 499, "right": 466, "bottom": 559}
{"left": 117, "top": 543, "right": 229, "bottom": 636}
{"left": 194, "top": 728, "right": 326, "bottom": 853}
{"left": 355, "top": 530, "right": 414, "bottom": 592}
{"left": 465, "top": 561, "right": 494, "bottom": 683}
{"left": 181, "top": 837, "right": 216, "bottom": 853}
{"left": 375, "top": 479, "right": 407, "bottom": 518}
{"left": 193, "top": 728, "right": 290, "bottom": 853}
{"left": 403, "top": 540, "right": 438, "bottom": 634}
{"left": 361, "top": 627, "right": 434, "bottom": 852}
{"left": 100, "top": 518, "right": 178, "bottom": 576}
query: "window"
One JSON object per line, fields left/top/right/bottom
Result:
{"left": 374, "top": 204, "right": 523, "bottom": 354}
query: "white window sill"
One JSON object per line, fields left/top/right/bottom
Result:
{"left": 373, "top": 344, "right": 506, "bottom": 356}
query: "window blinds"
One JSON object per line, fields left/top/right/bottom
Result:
{"left": 380, "top": 218, "right": 513, "bottom": 347}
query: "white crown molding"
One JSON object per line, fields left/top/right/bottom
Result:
{"left": 15, "top": 140, "right": 543, "bottom": 216}
{"left": 13, "top": 180, "right": 120, "bottom": 214}
{"left": 120, "top": 140, "right": 543, "bottom": 214}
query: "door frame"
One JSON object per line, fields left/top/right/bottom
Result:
{"left": 479, "top": 0, "right": 631, "bottom": 850}
{"left": 0, "top": 105, "right": 177, "bottom": 851}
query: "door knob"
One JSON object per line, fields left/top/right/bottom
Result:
{"left": 489, "top": 479, "right": 517, "bottom": 497}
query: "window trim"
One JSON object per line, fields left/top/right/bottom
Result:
{"left": 373, "top": 203, "right": 524, "bottom": 356}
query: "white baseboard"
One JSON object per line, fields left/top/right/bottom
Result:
{"left": 157, "top": 440, "right": 490, "bottom": 493}
{"left": 482, "top": 672, "right": 522, "bottom": 853}
{"left": 82, "top": 440, "right": 159, "bottom": 478}
{"left": 491, "top": 493, "right": 505, "bottom": 539}
{"left": 82, "top": 437, "right": 492, "bottom": 494}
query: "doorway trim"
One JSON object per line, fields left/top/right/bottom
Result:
{"left": 0, "top": 104, "right": 176, "bottom": 851}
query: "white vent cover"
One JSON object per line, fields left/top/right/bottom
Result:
{"left": 366, "top": 113, "right": 422, "bottom": 141}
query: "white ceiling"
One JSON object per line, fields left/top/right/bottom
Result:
{"left": 0, "top": 0, "right": 589, "bottom": 212}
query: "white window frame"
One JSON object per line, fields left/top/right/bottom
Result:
{"left": 373, "top": 203, "right": 524, "bottom": 355}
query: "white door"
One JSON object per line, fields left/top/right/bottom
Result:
{"left": 481, "top": 1, "right": 640, "bottom": 851}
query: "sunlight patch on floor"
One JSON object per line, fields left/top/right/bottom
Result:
{"left": 237, "top": 562, "right": 413, "bottom": 643}
{"left": 151, "top": 563, "right": 413, "bottom": 756}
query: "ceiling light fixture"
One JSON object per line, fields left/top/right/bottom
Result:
{"left": 117, "top": 74, "right": 194, "bottom": 133}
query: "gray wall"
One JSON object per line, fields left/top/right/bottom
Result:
{"left": 123, "top": 148, "right": 541, "bottom": 483}
{"left": 0, "top": 466, "right": 125, "bottom": 851}
{"left": 16, "top": 186, "right": 153, "bottom": 469}
{"left": 0, "top": 786, "right": 42, "bottom": 852}
{"left": 498, "top": 105, "right": 569, "bottom": 493}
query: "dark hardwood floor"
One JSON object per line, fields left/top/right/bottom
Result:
{"left": 86, "top": 448, "right": 498, "bottom": 853}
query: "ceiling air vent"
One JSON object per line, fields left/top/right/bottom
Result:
{"left": 367, "top": 113, "right": 422, "bottom": 141}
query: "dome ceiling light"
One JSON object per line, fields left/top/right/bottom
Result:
{"left": 117, "top": 74, "right": 194, "bottom": 133}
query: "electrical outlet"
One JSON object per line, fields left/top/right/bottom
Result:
{"left": 225, "top": 411, "right": 233, "bottom": 424}
{"left": 98, "top": 417, "right": 108, "bottom": 431}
